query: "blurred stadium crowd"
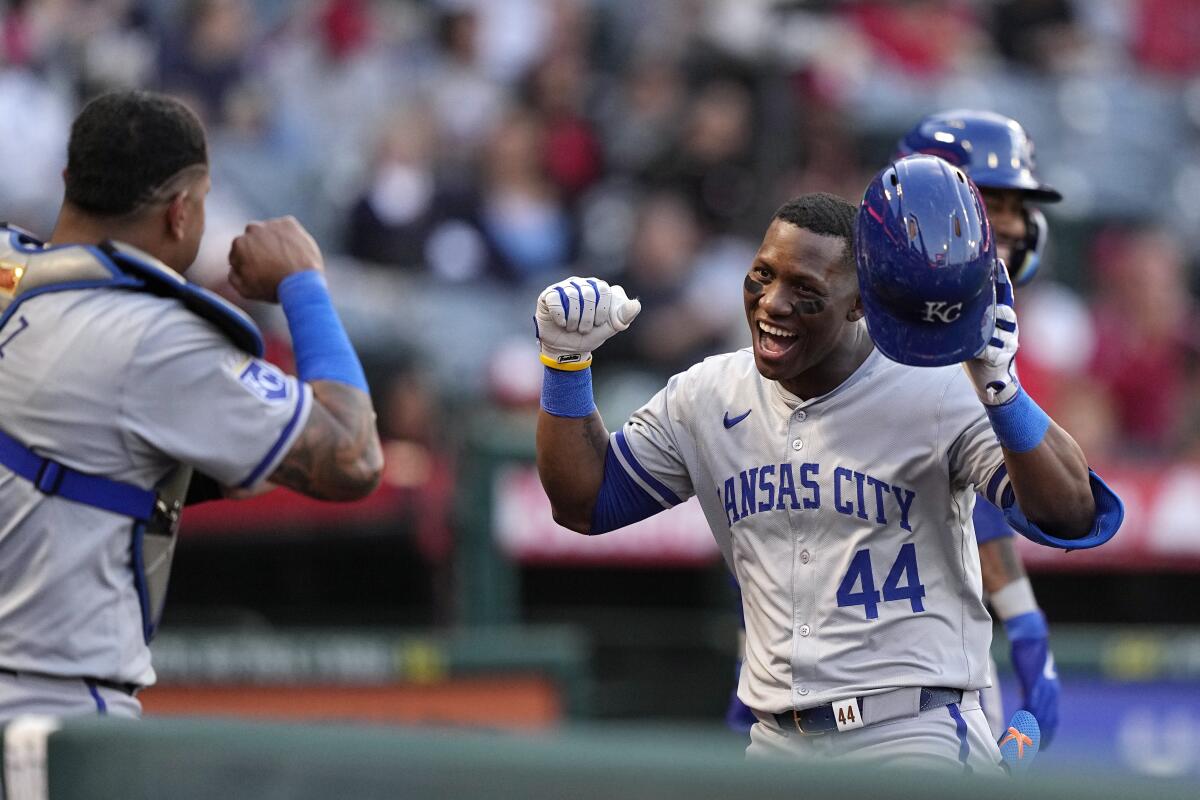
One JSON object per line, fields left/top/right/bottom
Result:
{"left": 2, "top": 0, "right": 1199, "bottom": 486}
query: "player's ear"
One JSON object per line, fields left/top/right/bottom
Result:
{"left": 847, "top": 292, "right": 864, "bottom": 322}
{"left": 165, "top": 190, "right": 190, "bottom": 241}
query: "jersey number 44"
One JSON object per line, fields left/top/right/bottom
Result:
{"left": 836, "top": 543, "right": 926, "bottom": 620}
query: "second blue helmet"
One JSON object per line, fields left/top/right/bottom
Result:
{"left": 897, "top": 109, "right": 1057, "bottom": 285}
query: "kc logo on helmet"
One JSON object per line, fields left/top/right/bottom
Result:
{"left": 921, "top": 301, "right": 963, "bottom": 323}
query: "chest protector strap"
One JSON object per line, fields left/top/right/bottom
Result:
{"left": 0, "top": 224, "right": 264, "bottom": 643}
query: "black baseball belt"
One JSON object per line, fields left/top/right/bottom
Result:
{"left": 0, "top": 667, "right": 140, "bottom": 696}
{"left": 772, "top": 686, "right": 963, "bottom": 736}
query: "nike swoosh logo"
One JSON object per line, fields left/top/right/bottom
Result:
{"left": 723, "top": 409, "right": 752, "bottom": 429}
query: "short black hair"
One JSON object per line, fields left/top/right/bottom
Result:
{"left": 772, "top": 192, "right": 857, "bottom": 269}
{"left": 65, "top": 90, "right": 208, "bottom": 217}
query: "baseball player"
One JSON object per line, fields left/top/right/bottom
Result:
{"left": 533, "top": 158, "right": 1121, "bottom": 770}
{"left": 897, "top": 110, "right": 1063, "bottom": 744}
{"left": 723, "top": 110, "right": 1065, "bottom": 741}
{"left": 0, "top": 91, "right": 382, "bottom": 726}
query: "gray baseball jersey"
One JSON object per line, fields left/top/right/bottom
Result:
{"left": 613, "top": 342, "right": 1009, "bottom": 714}
{"left": 0, "top": 285, "right": 311, "bottom": 687}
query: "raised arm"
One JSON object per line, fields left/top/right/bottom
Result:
{"left": 537, "top": 408, "right": 608, "bottom": 532}
{"left": 533, "top": 277, "right": 641, "bottom": 532}
{"left": 966, "top": 265, "right": 1117, "bottom": 544}
{"left": 228, "top": 217, "right": 382, "bottom": 501}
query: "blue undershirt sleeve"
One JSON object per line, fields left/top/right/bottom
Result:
{"left": 590, "top": 443, "right": 671, "bottom": 534}
{"left": 973, "top": 495, "right": 1014, "bottom": 544}
{"left": 1001, "top": 469, "right": 1124, "bottom": 551}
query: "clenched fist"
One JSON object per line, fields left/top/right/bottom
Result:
{"left": 228, "top": 216, "right": 324, "bottom": 303}
{"left": 535, "top": 276, "right": 641, "bottom": 370}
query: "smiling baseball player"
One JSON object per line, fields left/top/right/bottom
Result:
{"left": 533, "top": 158, "right": 1122, "bottom": 771}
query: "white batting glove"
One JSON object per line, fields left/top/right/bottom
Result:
{"left": 535, "top": 276, "right": 641, "bottom": 370}
{"left": 964, "top": 261, "right": 1020, "bottom": 405}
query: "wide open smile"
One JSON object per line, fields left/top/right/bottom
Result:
{"left": 755, "top": 319, "right": 800, "bottom": 360}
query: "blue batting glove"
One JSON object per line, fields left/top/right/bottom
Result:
{"left": 1005, "top": 610, "right": 1060, "bottom": 748}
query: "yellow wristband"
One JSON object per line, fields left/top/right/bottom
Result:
{"left": 539, "top": 352, "right": 593, "bottom": 371}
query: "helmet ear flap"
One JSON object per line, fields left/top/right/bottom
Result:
{"left": 1009, "top": 206, "right": 1047, "bottom": 286}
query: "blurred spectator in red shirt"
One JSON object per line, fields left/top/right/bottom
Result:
{"left": 527, "top": 52, "right": 603, "bottom": 200}
{"left": 846, "top": 0, "right": 984, "bottom": 79}
{"left": 1133, "top": 0, "right": 1200, "bottom": 77}
{"left": 377, "top": 366, "right": 455, "bottom": 567}
{"left": 1088, "top": 225, "right": 1200, "bottom": 455}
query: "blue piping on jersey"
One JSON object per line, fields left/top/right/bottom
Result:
{"left": 613, "top": 430, "right": 682, "bottom": 507}
{"left": 239, "top": 383, "right": 309, "bottom": 488}
{"left": 985, "top": 464, "right": 1008, "bottom": 507}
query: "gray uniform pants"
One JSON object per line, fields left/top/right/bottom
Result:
{"left": 747, "top": 689, "right": 1006, "bottom": 775}
{"left": 0, "top": 671, "right": 141, "bottom": 724}
{"left": 979, "top": 654, "right": 1006, "bottom": 740}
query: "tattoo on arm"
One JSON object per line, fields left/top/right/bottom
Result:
{"left": 270, "top": 380, "right": 383, "bottom": 500}
{"left": 980, "top": 536, "right": 1028, "bottom": 594}
{"left": 582, "top": 413, "right": 609, "bottom": 461}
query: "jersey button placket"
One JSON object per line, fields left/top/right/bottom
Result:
{"left": 787, "top": 405, "right": 818, "bottom": 706}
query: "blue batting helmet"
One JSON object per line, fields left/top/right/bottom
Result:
{"left": 855, "top": 154, "right": 998, "bottom": 367}
{"left": 897, "top": 110, "right": 1058, "bottom": 285}
{"left": 896, "top": 110, "right": 1061, "bottom": 202}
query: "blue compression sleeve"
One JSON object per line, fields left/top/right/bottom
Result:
{"left": 590, "top": 443, "right": 668, "bottom": 534}
{"left": 278, "top": 271, "right": 368, "bottom": 392}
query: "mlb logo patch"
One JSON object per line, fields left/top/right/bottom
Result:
{"left": 237, "top": 359, "right": 290, "bottom": 403}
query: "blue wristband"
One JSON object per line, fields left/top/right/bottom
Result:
{"left": 278, "top": 270, "right": 369, "bottom": 392}
{"left": 541, "top": 366, "right": 596, "bottom": 418}
{"left": 984, "top": 388, "right": 1050, "bottom": 453}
